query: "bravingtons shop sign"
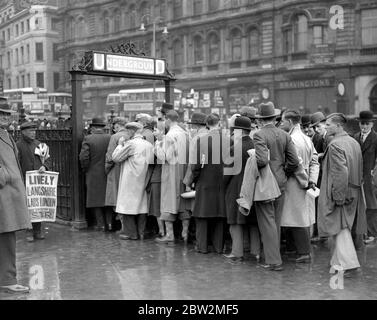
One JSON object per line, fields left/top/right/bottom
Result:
{"left": 92, "top": 51, "right": 166, "bottom": 76}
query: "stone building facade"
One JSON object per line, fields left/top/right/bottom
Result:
{"left": 57, "top": 0, "right": 377, "bottom": 117}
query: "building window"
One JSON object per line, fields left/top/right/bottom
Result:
{"left": 7, "top": 28, "right": 10, "bottom": 41}
{"left": 159, "top": 0, "right": 167, "bottom": 20}
{"left": 140, "top": 2, "right": 150, "bottom": 23}
{"left": 208, "top": 0, "right": 219, "bottom": 11}
{"left": 77, "top": 17, "right": 86, "bottom": 38}
{"left": 54, "top": 72, "right": 60, "bottom": 91}
{"left": 173, "top": 40, "right": 183, "bottom": 67}
{"left": 7, "top": 51, "right": 11, "bottom": 68}
{"left": 8, "top": 78, "right": 11, "bottom": 89}
{"left": 21, "top": 46, "right": 24, "bottom": 64}
{"left": 16, "top": 76, "right": 19, "bottom": 88}
{"left": 158, "top": 41, "right": 168, "bottom": 61}
{"left": 36, "top": 72, "right": 44, "bottom": 88}
{"left": 313, "top": 25, "right": 326, "bottom": 45}
{"left": 52, "top": 18, "right": 59, "bottom": 31}
{"left": 231, "top": 29, "right": 242, "bottom": 61}
{"left": 293, "top": 14, "right": 308, "bottom": 52}
{"left": 21, "top": 21, "right": 24, "bottom": 34}
{"left": 21, "top": 75, "right": 25, "bottom": 87}
{"left": 35, "top": 42, "right": 44, "bottom": 61}
{"left": 247, "top": 28, "right": 259, "bottom": 58}
{"left": 208, "top": 33, "right": 220, "bottom": 64}
{"left": 2, "top": 31, "right": 5, "bottom": 41}
{"left": 53, "top": 43, "right": 59, "bottom": 61}
{"left": 103, "top": 11, "right": 110, "bottom": 34}
{"left": 26, "top": 44, "right": 30, "bottom": 63}
{"left": 27, "top": 74, "right": 30, "bottom": 87}
{"left": 15, "top": 24, "right": 19, "bottom": 37}
{"left": 114, "top": 10, "right": 121, "bottom": 32}
{"left": 283, "top": 29, "right": 292, "bottom": 55}
{"left": 193, "top": 0, "right": 203, "bottom": 15}
{"left": 193, "top": 35, "right": 204, "bottom": 64}
{"left": 26, "top": 19, "right": 30, "bottom": 32}
{"left": 0, "top": 55, "right": 2, "bottom": 68}
{"left": 173, "top": 0, "right": 183, "bottom": 19}
{"left": 361, "top": 9, "right": 377, "bottom": 45}
{"left": 15, "top": 48, "right": 18, "bottom": 65}
{"left": 35, "top": 17, "right": 42, "bottom": 30}
{"left": 128, "top": 5, "right": 136, "bottom": 29}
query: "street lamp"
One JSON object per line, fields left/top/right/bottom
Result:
{"left": 139, "top": 14, "right": 168, "bottom": 115}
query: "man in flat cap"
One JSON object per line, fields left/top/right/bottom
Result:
{"left": 318, "top": 113, "right": 367, "bottom": 276}
{"left": 79, "top": 117, "right": 111, "bottom": 231}
{"left": 105, "top": 117, "right": 129, "bottom": 231}
{"left": 0, "top": 109, "right": 31, "bottom": 294}
{"left": 136, "top": 113, "right": 155, "bottom": 145}
{"left": 353, "top": 110, "right": 377, "bottom": 244}
{"left": 113, "top": 122, "right": 154, "bottom": 240}
{"left": 17, "top": 121, "right": 52, "bottom": 242}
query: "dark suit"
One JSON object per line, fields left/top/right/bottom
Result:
{"left": 354, "top": 130, "right": 377, "bottom": 237}
{"left": 192, "top": 129, "right": 227, "bottom": 253}
{"left": 253, "top": 124, "right": 300, "bottom": 265}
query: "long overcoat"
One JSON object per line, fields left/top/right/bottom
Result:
{"left": 104, "top": 129, "right": 130, "bottom": 207}
{"left": 0, "top": 129, "right": 31, "bottom": 233}
{"left": 192, "top": 129, "right": 227, "bottom": 219}
{"left": 113, "top": 134, "right": 154, "bottom": 215}
{"left": 281, "top": 125, "right": 319, "bottom": 227}
{"left": 155, "top": 124, "right": 189, "bottom": 215}
{"left": 353, "top": 130, "right": 377, "bottom": 209}
{"left": 318, "top": 132, "right": 367, "bottom": 237}
{"left": 224, "top": 135, "right": 255, "bottom": 225}
{"left": 79, "top": 130, "right": 111, "bottom": 208}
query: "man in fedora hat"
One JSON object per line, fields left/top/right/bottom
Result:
{"left": 224, "top": 116, "right": 259, "bottom": 261}
{"left": 310, "top": 111, "right": 327, "bottom": 157}
{"left": 318, "top": 113, "right": 367, "bottom": 276}
{"left": 253, "top": 102, "right": 300, "bottom": 270}
{"left": 17, "top": 121, "right": 52, "bottom": 242}
{"left": 354, "top": 110, "right": 377, "bottom": 244}
{"left": 113, "top": 122, "right": 154, "bottom": 240}
{"left": 301, "top": 114, "right": 314, "bottom": 138}
{"left": 0, "top": 108, "right": 31, "bottom": 294}
{"left": 80, "top": 117, "right": 111, "bottom": 231}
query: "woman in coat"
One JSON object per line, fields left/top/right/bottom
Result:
{"left": 224, "top": 116, "right": 258, "bottom": 261}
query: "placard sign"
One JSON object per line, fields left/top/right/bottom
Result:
{"left": 26, "top": 171, "right": 59, "bottom": 223}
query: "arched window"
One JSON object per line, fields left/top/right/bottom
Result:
{"left": 103, "top": 11, "right": 110, "bottom": 34}
{"left": 193, "top": 35, "right": 204, "bottom": 64}
{"left": 77, "top": 17, "right": 86, "bottom": 38}
{"left": 159, "top": 0, "right": 167, "bottom": 20}
{"left": 231, "top": 29, "right": 242, "bottom": 61}
{"left": 66, "top": 17, "right": 75, "bottom": 40}
{"left": 139, "top": 1, "right": 149, "bottom": 24}
{"left": 173, "top": 39, "right": 183, "bottom": 67}
{"left": 208, "top": 0, "right": 219, "bottom": 12}
{"left": 129, "top": 5, "right": 136, "bottom": 29}
{"left": 247, "top": 28, "right": 259, "bottom": 58}
{"left": 293, "top": 14, "right": 308, "bottom": 52}
{"left": 173, "top": 0, "right": 183, "bottom": 19}
{"left": 370, "top": 83, "right": 377, "bottom": 113}
{"left": 208, "top": 33, "right": 220, "bottom": 64}
{"left": 193, "top": 0, "right": 203, "bottom": 15}
{"left": 114, "top": 9, "right": 121, "bottom": 32}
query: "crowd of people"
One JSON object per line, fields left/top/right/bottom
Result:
{"left": 1, "top": 100, "right": 376, "bottom": 294}
{"left": 78, "top": 101, "right": 376, "bottom": 274}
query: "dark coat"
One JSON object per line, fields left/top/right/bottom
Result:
{"left": 79, "top": 130, "right": 111, "bottom": 208}
{"left": 16, "top": 136, "right": 51, "bottom": 178}
{"left": 224, "top": 135, "right": 256, "bottom": 225}
{"left": 192, "top": 129, "right": 227, "bottom": 219}
{"left": 253, "top": 124, "right": 300, "bottom": 192}
{"left": 0, "top": 129, "right": 31, "bottom": 233}
{"left": 318, "top": 132, "right": 367, "bottom": 237}
{"left": 353, "top": 130, "right": 377, "bottom": 209}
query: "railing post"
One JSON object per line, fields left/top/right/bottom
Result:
{"left": 70, "top": 71, "right": 87, "bottom": 229}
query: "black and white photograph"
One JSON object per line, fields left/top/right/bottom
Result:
{"left": 0, "top": 0, "right": 377, "bottom": 305}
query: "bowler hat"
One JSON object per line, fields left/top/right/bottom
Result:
{"left": 358, "top": 110, "right": 376, "bottom": 122}
{"left": 125, "top": 122, "right": 143, "bottom": 130}
{"left": 160, "top": 103, "right": 174, "bottom": 115}
{"left": 188, "top": 112, "right": 207, "bottom": 125}
{"left": 239, "top": 106, "right": 257, "bottom": 120}
{"left": 90, "top": 117, "right": 107, "bottom": 127}
{"left": 310, "top": 112, "right": 326, "bottom": 127}
{"left": 301, "top": 114, "right": 312, "bottom": 127}
{"left": 232, "top": 116, "right": 252, "bottom": 131}
{"left": 256, "top": 102, "right": 281, "bottom": 119}
{"left": 20, "top": 122, "right": 38, "bottom": 130}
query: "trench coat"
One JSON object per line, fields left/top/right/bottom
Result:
{"left": 281, "top": 125, "right": 319, "bottom": 227}
{"left": 253, "top": 124, "right": 300, "bottom": 192}
{"left": 224, "top": 135, "right": 255, "bottom": 225}
{"left": 192, "top": 129, "right": 227, "bottom": 219}
{"left": 353, "top": 130, "right": 377, "bottom": 209}
{"left": 318, "top": 132, "right": 367, "bottom": 237}
{"left": 79, "top": 129, "right": 111, "bottom": 208}
{"left": 155, "top": 124, "right": 189, "bottom": 215}
{"left": 104, "top": 129, "right": 130, "bottom": 207}
{"left": 113, "top": 134, "right": 154, "bottom": 215}
{"left": 0, "top": 129, "right": 31, "bottom": 233}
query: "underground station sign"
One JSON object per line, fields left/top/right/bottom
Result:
{"left": 90, "top": 51, "right": 166, "bottom": 77}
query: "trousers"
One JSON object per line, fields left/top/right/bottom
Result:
{"left": 122, "top": 214, "right": 147, "bottom": 239}
{"left": 230, "top": 225, "right": 261, "bottom": 257}
{"left": 255, "top": 194, "right": 284, "bottom": 265}
{"left": 0, "top": 232, "right": 17, "bottom": 286}
{"left": 195, "top": 218, "right": 225, "bottom": 254}
{"left": 285, "top": 227, "right": 311, "bottom": 255}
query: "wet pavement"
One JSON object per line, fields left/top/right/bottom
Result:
{"left": 1, "top": 223, "right": 377, "bottom": 300}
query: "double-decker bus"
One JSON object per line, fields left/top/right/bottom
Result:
{"left": 116, "top": 87, "right": 182, "bottom": 120}
{"left": 48, "top": 92, "right": 72, "bottom": 117}
{"left": 4, "top": 87, "right": 49, "bottom": 117}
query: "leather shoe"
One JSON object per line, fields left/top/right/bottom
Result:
{"left": 223, "top": 254, "right": 244, "bottom": 262}
{"left": 344, "top": 268, "right": 362, "bottom": 278}
{"left": 0, "top": 284, "right": 30, "bottom": 294}
{"left": 155, "top": 236, "right": 174, "bottom": 244}
{"left": 119, "top": 235, "right": 138, "bottom": 241}
{"left": 259, "top": 263, "right": 284, "bottom": 271}
{"left": 34, "top": 234, "right": 45, "bottom": 240}
{"left": 295, "top": 254, "right": 311, "bottom": 263}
